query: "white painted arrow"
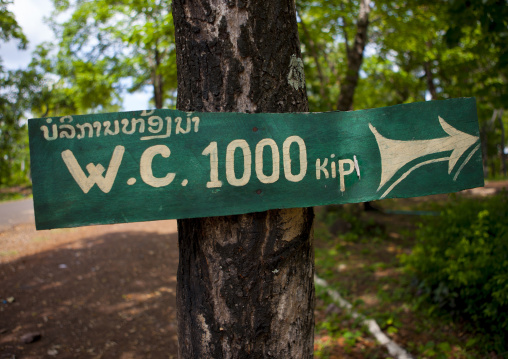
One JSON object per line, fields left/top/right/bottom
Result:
{"left": 369, "top": 116, "right": 479, "bottom": 198}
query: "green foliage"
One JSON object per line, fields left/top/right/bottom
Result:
{"left": 0, "top": 0, "right": 506, "bottom": 187}
{"left": 440, "top": 0, "right": 508, "bottom": 75}
{"left": 0, "top": 186, "right": 31, "bottom": 202}
{"left": 0, "top": 0, "right": 27, "bottom": 49}
{"left": 0, "top": 68, "right": 32, "bottom": 185}
{"left": 402, "top": 193, "right": 508, "bottom": 351}
{"left": 298, "top": 0, "right": 508, "bottom": 178}
{"left": 0, "top": 1, "right": 38, "bottom": 185}
{"left": 297, "top": 0, "right": 433, "bottom": 112}
{"left": 314, "top": 307, "right": 369, "bottom": 357}
{"left": 314, "top": 200, "right": 494, "bottom": 357}
{"left": 46, "top": 0, "right": 177, "bottom": 112}
{"left": 28, "top": 43, "right": 122, "bottom": 116}
{"left": 297, "top": 0, "right": 347, "bottom": 111}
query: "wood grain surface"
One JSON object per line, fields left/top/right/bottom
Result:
{"left": 29, "top": 97, "right": 483, "bottom": 230}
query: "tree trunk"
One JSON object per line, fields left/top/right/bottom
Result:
{"left": 172, "top": 1, "right": 315, "bottom": 358}
{"left": 424, "top": 61, "right": 437, "bottom": 100}
{"left": 152, "top": 47, "right": 164, "bottom": 109}
{"left": 481, "top": 124, "right": 489, "bottom": 178}
{"left": 337, "top": 0, "right": 371, "bottom": 111}
{"left": 424, "top": 40, "right": 437, "bottom": 101}
{"left": 498, "top": 109, "right": 506, "bottom": 177}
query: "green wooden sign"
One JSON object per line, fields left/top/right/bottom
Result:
{"left": 29, "top": 98, "right": 483, "bottom": 230}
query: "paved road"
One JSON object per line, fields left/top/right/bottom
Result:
{"left": 0, "top": 198, "right": 34, "bottom": 230}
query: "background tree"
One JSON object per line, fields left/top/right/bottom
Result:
{"left": 47, "top": 0, "right": 177, "bottom": 111}
{"left": 371, "top": 0, "right": 507, "bottom": 176}
{"left": 335, "top": 0, "right": 371, "bottom": 111}
{"left": 172, "top": 0, "right": 315, "bottom": 357}
{"left": 298, "top": 0, "right": 507, "bottom": 177}
{"left": 297, "top": 0, "right": 373, "bottom": 112}
{"left": 0, "top": 0, "right": 36, "bottom": 185}
{"left": 437, "top": 0, "right": 508, "bottom": 177}
{"left": 0, "top": 0, "right": 26, "bottom": 47}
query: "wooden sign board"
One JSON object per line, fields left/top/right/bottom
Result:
{"left": 29, "top": 98, "right": 483, "bottom": 230}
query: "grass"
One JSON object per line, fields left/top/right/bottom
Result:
{"left": 313, "top": 196, "right": 497, "bottom": 358}
{"left": 0, "top": 185, "right": 32, "bottom": 203}
{"left": 0, "top": 250, "right": 19, "bottom": 257}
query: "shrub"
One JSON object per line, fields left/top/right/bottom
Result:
{"left": 402, "top": 192, "right": 508, "bottom": 351}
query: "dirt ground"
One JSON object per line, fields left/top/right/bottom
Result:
{"left": 0, "top": 221, "right": 179, "bottom": 359}
{"left": 0, "top": 180, "right": 506, "bottom": 359}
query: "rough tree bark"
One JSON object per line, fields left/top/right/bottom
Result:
{"left": 337, "top": 0, "right": 371, "bottom": 111}
{"left": 172, "top": 1, "right": 315, "bottom": 358}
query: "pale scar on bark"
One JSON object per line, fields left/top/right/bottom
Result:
{"left": 287, "top": 54, "right": 305, "bottom": 91}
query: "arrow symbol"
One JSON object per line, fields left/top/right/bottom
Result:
{"left": 369, "top": 116, "right": 480, "bottom": 199}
